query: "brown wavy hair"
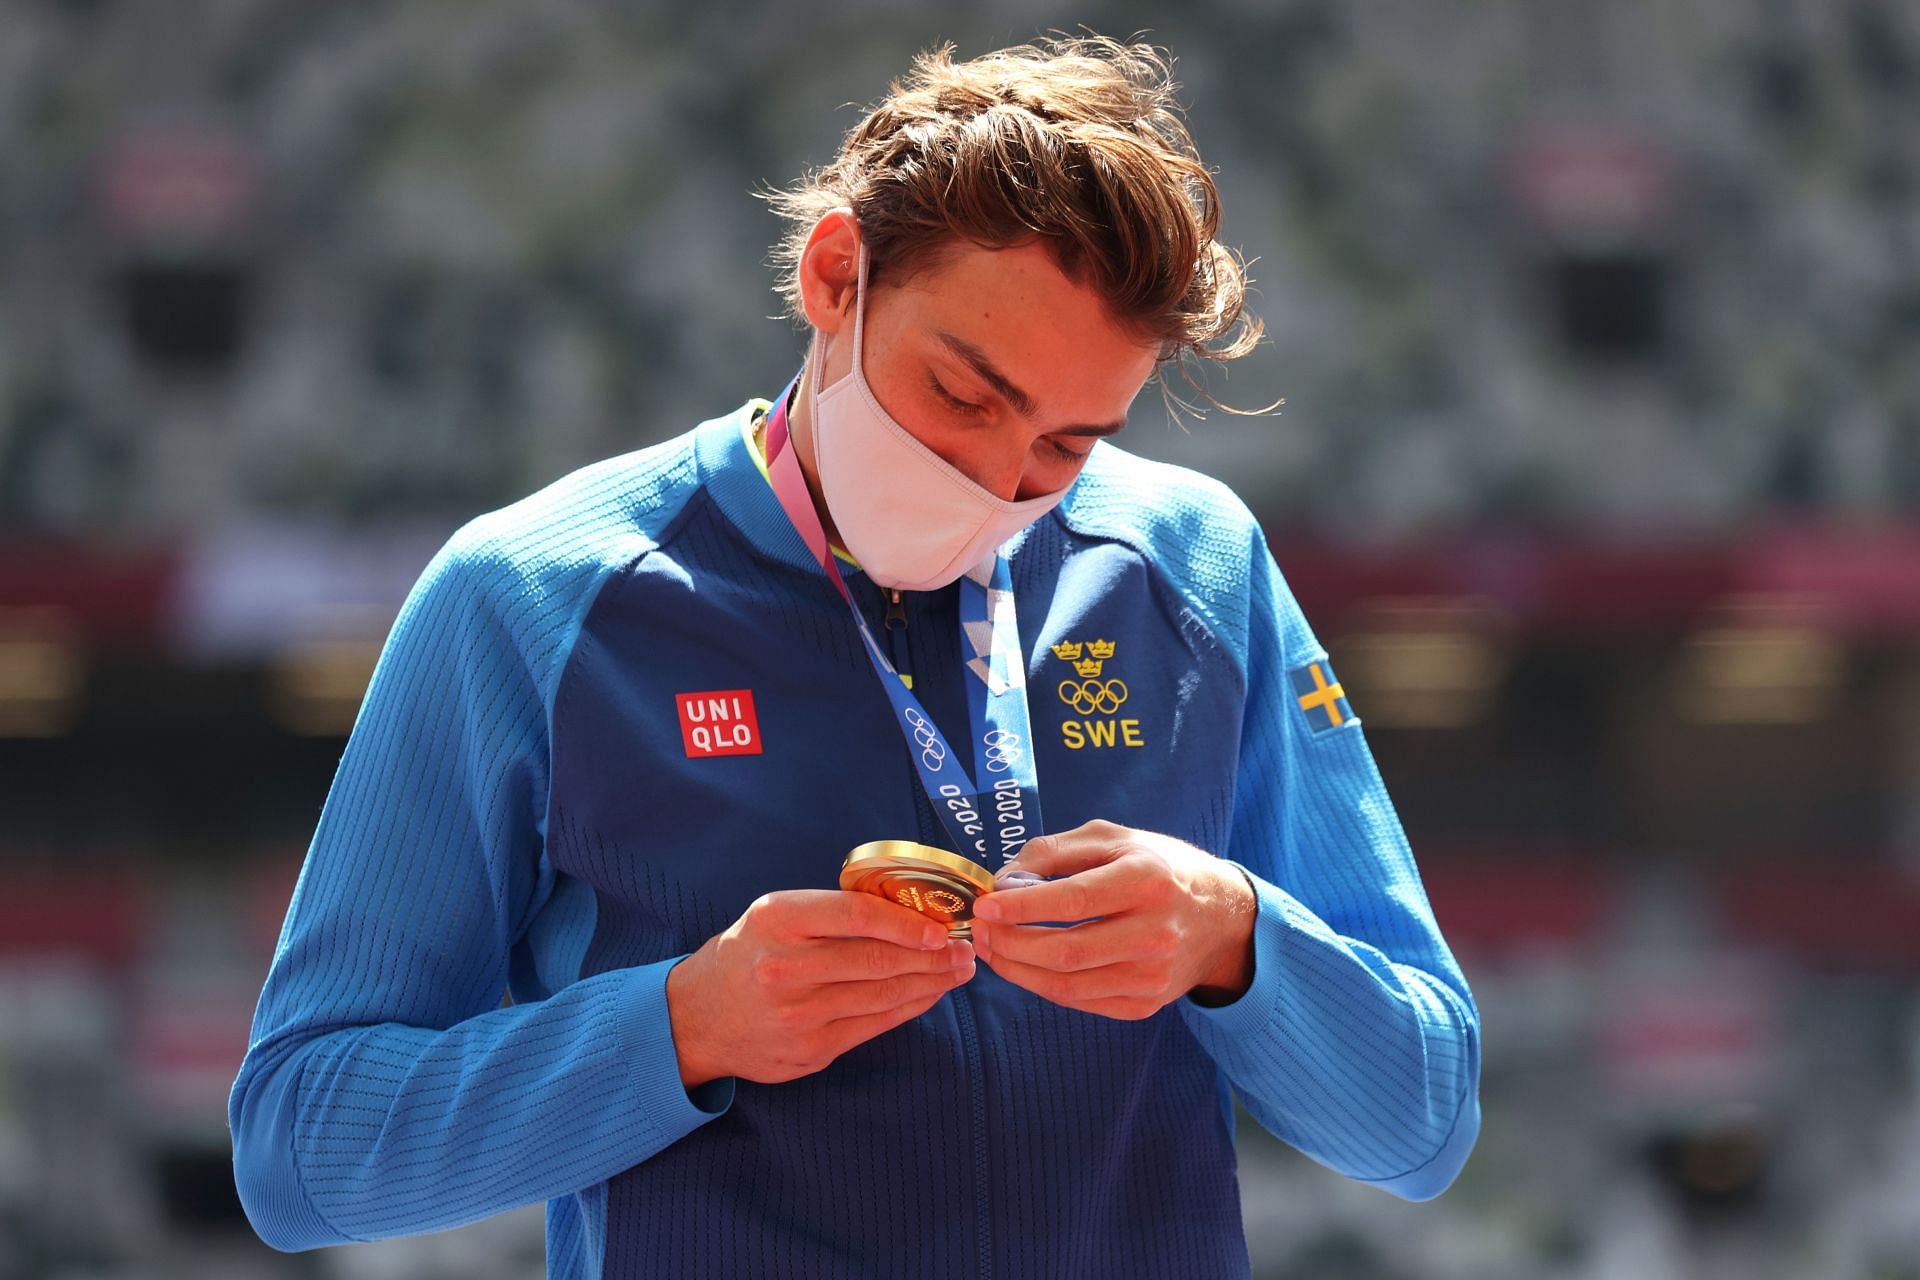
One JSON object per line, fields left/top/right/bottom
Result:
{"left": 762, "top": 34, "right": 1272, "bottom": 416}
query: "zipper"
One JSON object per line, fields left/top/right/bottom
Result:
{"left": 890, "top": 587, "right": 990, "bottom": 1278}
{"left": 951, "top": 986, "right": 993, "bottom": 1280}
{"left": 913, "top": 778, "right": 993, "bottom": 1280}
{"left": 883, "top": 588, "right": 913, "bottom": 687}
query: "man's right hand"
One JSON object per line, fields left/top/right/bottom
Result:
{"left": 664, "top": 889, "right": 976, "bottom": 1088}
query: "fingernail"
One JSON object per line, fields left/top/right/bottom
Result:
{"left": 974, "top": 898, "right": 1000, "bottom": 921}
{"left": 974, "top": 926, "right": 992, "bottom": 961}
{"left": 996, "top": 869, "right": 1047, "bottom": 889}
{"left": 922, "top": 924, "right": 946, "bottom": 948}
{"left": 948, "top": 940, "right": 973, "bottom": 966}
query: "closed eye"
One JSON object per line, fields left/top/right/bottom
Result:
{"left": 927, "top": 372, "right": 984, "bottom": 415}
{"left": 930, "top": 370, "right": 1094, "bottom": 465}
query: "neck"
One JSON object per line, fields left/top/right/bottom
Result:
{"left": 783, "top": 356, "right": 846, "bottom": 552}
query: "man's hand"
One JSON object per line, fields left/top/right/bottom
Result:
{"left": 970, "top": 820, "right": 1256, "bottom": 1020}
{"left": 666, "top": 890, "right": 975, "bottom": 1089}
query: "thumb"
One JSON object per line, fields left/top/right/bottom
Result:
{"left": 1003, "top": 822, "right": 1130, "bottom": 879}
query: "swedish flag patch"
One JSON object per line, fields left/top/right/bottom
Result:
{"left": 1290, "top": 659, "right": 1354, "bottom": 733}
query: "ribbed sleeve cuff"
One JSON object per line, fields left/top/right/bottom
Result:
{"left": 1176, "top": 860, "right": 1298, "bottom": 1041}
{"left": 623, "top": 955, "right": 736, "bottom": 1140}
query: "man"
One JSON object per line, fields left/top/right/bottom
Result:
{"left": 230, "top": 35, "right": 1480, "bottom": 1278}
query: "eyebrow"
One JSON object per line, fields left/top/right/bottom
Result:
{"left": 934, "top": 331, "right": 1129, "bottom": 437}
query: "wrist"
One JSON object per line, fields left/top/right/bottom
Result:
{"left": 1189, "top": 863, "right": 1257, "bottom": 1005}
{"left": 666, "top": 954, "right": 723, "bottom": 1090}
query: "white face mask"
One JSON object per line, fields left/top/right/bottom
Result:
{"left": 807, "top": 243, "right": 1074, "bottom": 592}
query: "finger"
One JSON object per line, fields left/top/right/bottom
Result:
{"left": 817, "top": 986, "right": 954, "bottom": 1056}
{"left": 811, "top": 964, "right": 973, "bottom": 1021}
{"left": 999, "top": 821, "right": 1136, "bottom": 879}
{"left": 980, "top": 950, "right": 1160, "bottom": 1007}
{"left": 973, "top": 857, "right": 1147, "bottom": 925}
{"left": 767, "top": 889, "right": 948, "bottom": 949}
{"left": 791, "top": 937, "right": 973, "bottom": 984}
{"left": 976, "top": 915, "right": 1168, "bottom": 974}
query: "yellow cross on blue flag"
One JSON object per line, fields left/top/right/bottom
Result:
{"left": 1290, "top": 659, "right": 1353, "bottom": 733}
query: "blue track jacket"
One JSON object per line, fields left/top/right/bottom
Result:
{"left": 229, "top": 397, "right": 1482, "bottom": 1278}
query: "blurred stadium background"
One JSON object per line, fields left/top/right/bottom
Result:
{"left": 2, "top": 2, "right": 1918, "bottom": 1277}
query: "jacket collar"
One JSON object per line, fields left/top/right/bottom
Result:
{"left": 696, "top": 398, "right": 836, "bottom": 579}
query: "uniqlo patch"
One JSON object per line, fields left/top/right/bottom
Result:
{"left": 675, "top": 689, "right": 763, "bottom": 758}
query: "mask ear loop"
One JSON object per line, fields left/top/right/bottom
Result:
{"left": 809, "top": 234, "right": 869, "bottom": 403}
{"left": 850, "top": 240, "right": 871, "bottom": 380}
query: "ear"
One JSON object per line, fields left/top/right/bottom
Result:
{"left": 796, "top": 209, "right": 861, "bottom": 335}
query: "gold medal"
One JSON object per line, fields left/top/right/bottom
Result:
{"left": 840, "top": 840, "right": 998, "bottom": 938}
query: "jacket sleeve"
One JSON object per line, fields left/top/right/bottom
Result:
{"left": 227, "top": 527, "right": 734, "bottom": 1252}
{"left": 1175, "top": 526, "right": 1481, "bottom": 1202}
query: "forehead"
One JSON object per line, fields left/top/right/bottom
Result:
{"left": 877, "top": 239, "right": 1161, "bottom": 401}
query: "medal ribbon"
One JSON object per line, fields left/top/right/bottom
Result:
{"left": 762, "top": 380, "right": 1043, "bottom": 864}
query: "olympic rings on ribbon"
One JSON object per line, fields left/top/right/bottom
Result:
{"left": 1057, "top": 679, "right": 1129, "bottom": 716}
{"left": 902, "top": 706, "right": 946, "bottom": 770}
{"left": 982, "top": 728, "right": 1024, "bottom": 772}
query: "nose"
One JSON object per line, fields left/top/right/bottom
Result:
{"left": 937, "top": 437, "right": 1028, "bottom": 503}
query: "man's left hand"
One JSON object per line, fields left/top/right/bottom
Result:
{"left": 970, "top": 820, "right": 1257, "bottom": 1020}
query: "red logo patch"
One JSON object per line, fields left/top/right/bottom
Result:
{"left": 675, "top": 689, "right": 763, "bottom": 758}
